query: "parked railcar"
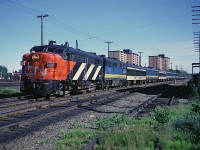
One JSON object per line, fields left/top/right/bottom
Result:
{"left": 159, "top": 71, "right": 167, "bottom": 81}
{"left": 103, "top": 57, "right": 127, "bottom": 87}
{"left": 146, "top": 68, "right": 159, "bottom": 83}
{"left": 126, "top": 64, "right": 146, "bottom": 84}
{"left": 166, "top": 72, "right": 180, "bottom": 81}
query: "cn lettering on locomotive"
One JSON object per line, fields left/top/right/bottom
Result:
{"left": 24, "top": 66, "right": 47, "bottom": 77}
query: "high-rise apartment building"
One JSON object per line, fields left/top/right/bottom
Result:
{"left": 149, "top": 56, "right": 163, "bottom": 70}
{"left": 148, "top": 54, "right": 170, "bottom": 71}
{"left": 108, "top": 49, "right": 139, "bottom": 65}
{"left": 162, "top": 57, "right": 170, "bottom": 70}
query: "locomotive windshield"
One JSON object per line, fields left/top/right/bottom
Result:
{"left": 30, "top": 46, "right": 47, "bottom": 52}
{"left": 30, "top": 46, "right": 69, "bottom": 59}
{"left": 47, "top": 47, "right": 68, "bottom": 59}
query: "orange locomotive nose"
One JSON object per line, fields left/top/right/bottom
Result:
{"left": 21, "top": 52, "right": 76, "bottom": 80}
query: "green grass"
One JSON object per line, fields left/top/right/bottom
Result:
{"left": 0, "top": 88, "right": 20, "bottom": 95}
{"left": 53, "top": 103, "right": 199, "bottom": 150}
{"left": 96, "top": 118, "right": 156, "bottom": 150}
{"left": 53, "top": 129, "right": 96, "bottom": 150}
{"left": 95, "top": 100, "right": 200, "bottom": 150}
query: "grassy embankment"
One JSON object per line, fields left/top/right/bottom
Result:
{"left": 50, "top": 79, "right": 200, "bottom": 149}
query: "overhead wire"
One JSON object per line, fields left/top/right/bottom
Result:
{"left": 0, "top": 0, "right": 41, "bottom": 16}
{"left": 0, "top": 0, "right": 192, "bottom": 51}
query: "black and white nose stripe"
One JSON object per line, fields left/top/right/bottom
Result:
{"left": 72, "top": 63, "right": 102, "bottom": 80}
{"left": 84, "top": 64, "right": 95, "bottom": 80}
{"left": 72, "top": 63, "right": 86, "bottom": 80}
{"left": 92, "top": 66, "right": 101, "bottom": 80}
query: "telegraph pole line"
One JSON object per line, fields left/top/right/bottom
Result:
{"left": 138, "top": 52, "right": 143, "bottom": 66}
{"left": 37, "top": 14, "right": 49, "bottom": 45}
{"left": 192, "top": 5, "right": 200, "bottom": 73}
{"left": 193, "top": 32, "right": 200, "bottom": 73}
{"left": 105, "top": 41, "right": 113, "bottom": 57}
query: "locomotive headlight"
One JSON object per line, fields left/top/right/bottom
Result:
{"left": 47, "top": 63, "right": 57, "bottom": 68}
{"left": 32, "top": 54, "right": 39, "bottom": 61}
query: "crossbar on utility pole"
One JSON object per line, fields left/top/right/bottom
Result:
{"left": 37, "top": 14, "right": 49, "bottom": 45}
{"left": 105, "top": 41, "right": 113, "bottom": 57}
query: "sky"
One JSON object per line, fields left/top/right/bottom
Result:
{"left": 0, "top": 0, "right": 199, "bottom": 73}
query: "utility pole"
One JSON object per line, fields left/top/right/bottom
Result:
{"left": 138, "top": 52, "right": 143, "bottom": 66}
{"left": 192, "top": 6, "right": 200, "bottom": 73}
{"left": 0, "top": 70, "right": 1, "bottom": 79}
{"left": 37, "top": 14, "right": 49, "bottom": 45}
{"left": 105, "top": 41, "right": 113, "bottom": 57}
{"left": 171, "top": 62, "right": 172, "bottom": 70}
{"left": 193, "top": 31, "right": 200, "bottom": 73}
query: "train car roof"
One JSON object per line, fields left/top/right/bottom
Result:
{"left": 159, "top": 70, "right": 167, "bottom": 73}
{"left": 126, "top": 64, "right": 146, "bottom": 70}
{"left": 166, "top": 71, "right": 178, "bottom": 75}
{"left": 67, "top": 47, "right": 103, "bottom": 59}
{"left": 103, "top": 57, "right": 127, "bottom": 64}
{"left": 146, "top": 68, "right": 159, "bottom": 71}
{"left": 30, "top": 45, "right": 103, "bottom": 60}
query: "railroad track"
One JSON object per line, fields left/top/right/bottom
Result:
{"left": 0, "top": 87, "right": 139, "bottom": 133}
{"left": 0, "top": 81, "right": 170, "bottom": 117}
{"left": 0, "top": 82, "right": 173, "bottom": 134}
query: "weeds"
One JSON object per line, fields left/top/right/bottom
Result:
{"left": 53, "top": 129, "right": 95, "bottom": 150}
{"left": 153, "top": 106, "right": 171, "bottom": 124}
{"left": 93, "top": 111, "right": 131, "bottom": 131}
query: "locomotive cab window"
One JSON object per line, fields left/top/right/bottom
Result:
{"left": 30, "top": 46, "right": 46, "bottom": 53}
{"left": 47, "top": 48, "right": 68, "bottom": 59}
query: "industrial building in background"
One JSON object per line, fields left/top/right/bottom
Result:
{"left": 148, "top": 54, "right": 170, "bottom": 71}
{"left": 108, "top": 49, "right": 139, "bottom": 66}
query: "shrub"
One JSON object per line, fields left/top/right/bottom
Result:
{"left": 53, "top": 129, "right": 95, "bottom": 150}
{"left": 153, "top": 106, "right": 171, "bottom": 124}
{"left": 94, "top": 111, "right": 132, "bottom": 131}
{"left": 191, "top": 101, "right": 200, "bottom": 114}
{"left": 173, "top": 114, "right": 200, "bottom": 143}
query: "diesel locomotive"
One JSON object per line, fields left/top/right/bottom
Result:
{"left": 20, "top": 41, "right": 182, "bottom": 97}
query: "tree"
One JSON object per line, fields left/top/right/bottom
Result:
{"left": 0, "top": 65, "right": 8, "bottom": 80}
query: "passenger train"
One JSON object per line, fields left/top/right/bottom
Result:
{"left": 20, "top": 41, "right": 184, "bottom": 97}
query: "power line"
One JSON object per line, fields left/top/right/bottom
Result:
{"left": 0, "top": 0, "right": 41, "bottom": 16}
